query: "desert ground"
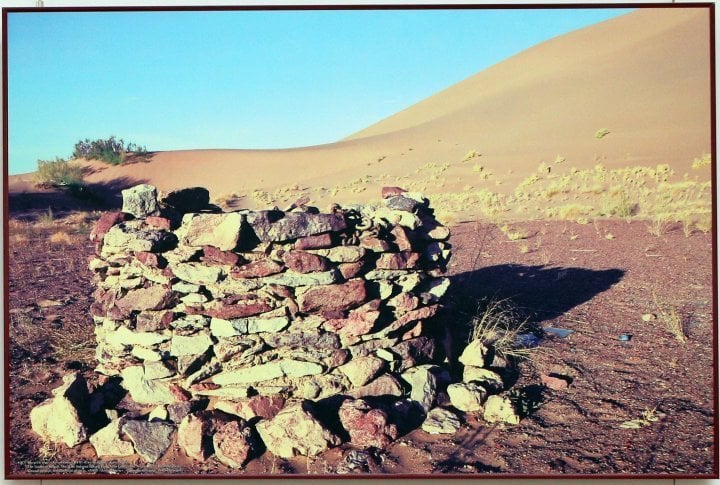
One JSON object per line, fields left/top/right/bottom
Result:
{"left": 5, "top": 6, "right": 716, "bottom": 478}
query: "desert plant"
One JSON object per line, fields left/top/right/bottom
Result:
{"left": 72, "top": 136, "right": 147, "bottom": 165}
{"left": 34, "top": 158, "right": 84, "bottom": 189}
{"left": 647, "top": 214, "right": 671, "bottom": 237}
{"left": 595, "top": 128, "right": 611, "bottom": 139}
{"left": 652, "top": 293, "right": 687, "bottom": 344}
{"left": 469, "top": 297, "right": 533, "bottom": 360}
{"left": 49, "top": 231, "right": 73, "bottom": 245}
{"left": 691, "top": 153, "right": 711, "bottom": 169}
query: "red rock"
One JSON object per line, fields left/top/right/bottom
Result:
{"left": 338, "top": 399, "right": 398, "bottom": 448}
{"left": 178, "top": 410, "right": 231, "bottom": 461}
{"left": 294, "top": 233, "right": 334, "bottom": 250}
{"left": 115, "top": 286, "right": 177, "bottom": 314}
{"left": 231, "top": 259, "right": 284, "bottom": 279}
{"left": 381, "top": 305, "right": 439, "bottom": 336}
{"left": 169, "top": 384, "right": 192, "bottom": 402}
{"left": 190, "top": 382, "right": 220, "bottom": 392}
{"left": 390, "top": 225, "right": 415, "bottom": 251}
{"left": 389, "top": 292, "right": 420, "bottom": 314}
{"left": 381, "top": 186, "right": 407, "bottom": 199}
{"left": 202, "top": 245, "right": 242, "bottom": 266}
{"left": 217, "top": 396, "right": 286, "bottom": 420}
{"left": 338, "top": 261, "right": 365, "bottom": 280}
{"left": 135, "top": 251, "right": 167, "bottom": 268}
{"left": 90, "top": 211, "right": 131, "bottom": 242}
{"left": 541, "top": 374, "right": 572, "bottom": 390}
{"left": 402, "top": 321, "right": 424, "bottom": 340}
{"left": 360, "top": 236, "right": 392, "bottom": 252}
{"left": 299, "top": 279, "right": 367, "bottom": 313}
{"left": 283, "top": 250, "right": 330, "bottom": 274}
{"left": 146, "top": 216, "right": 172, "bottom": 230}
{"left": 392, "top": 336, "right": 437, "bottom": 372}
{"left": 375, "top": 252, "right": 421, "bottom": 270}
{"left": 213, "top": 419, "right": 258, "bottom": 468}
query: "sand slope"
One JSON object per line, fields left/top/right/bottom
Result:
{"left": 11, "top": 7, "right": 711, "bottom": 208}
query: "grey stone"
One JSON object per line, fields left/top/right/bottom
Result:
{"left": 422, "top": 407, "right": 462, "bottom": 434}
{"left": 401, "top": 365, "right": 439, "bottom": 412}
{"left": 161, "top": 187, "right": 210, "bottom": 213}
{"left": 122, "top": 184, "right": 160, "bottom": 218}
{"left": 105, "top": 326, "right": 170, "bottom": 348}
{"left": 463, "top": 367, "right": 504, "bottom": 392}
{"left": 384, "top": 195, "right": 421, "bottom": 212}
{"left": 483, "top": 395, "right": 520, "bottom": 425}
{"left": 447, "top": 383, "right": 487, "bottom": 412}
{"left": 309, "top": 246, "right": 366, "bottom": 263}
{"left": 170, "top": 333, "right": 213, "bottom": 357}
{"left": 122, "top": 420, "right": 175, "bottom": 463}
{"left": 246, "top": 210, "right": 347, "bottom": 243}
{"left": 260, "top": 269, "right": 340, "bottom": 287}
{"left": 120, "top": 366, "right": 180, "bottom": 405}
{"left": 173, "top": 262, "right": 223, "bottom": 285}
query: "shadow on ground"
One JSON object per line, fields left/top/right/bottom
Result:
{"left": 448, "top": 264, "right": 625, "bottom": 323}
{"left": 8, "top": 176, "right": 147, "bottom": 214}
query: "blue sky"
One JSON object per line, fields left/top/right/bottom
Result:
{"left": 6, "top": 7, "right": 630, "bottom": 174}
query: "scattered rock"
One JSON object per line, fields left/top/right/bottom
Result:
{"left": 385, "top": 195, "right": 420, "bottom": 212}
{"left": 338, "top": 398, "right": 398, "bottom": 448}
{"left": 422, "top": 407, "right": 462, "bottom": 434}
{"left": 29, "top": 373, "right": 90, "bottom": 447}
{"left": 255, "top": 402, "right": 341, "bottom": 458}
{"left": 122, "top": 420, "right": 175, "bottom": 463}
{"left": 483, "top": 395, "right": 520, "bottom": 425}
{"left": 541, "top": 373, "right": 573, "bottom": 390}
{"left": 381, "top": 186, "right": 407, "bottom": 199}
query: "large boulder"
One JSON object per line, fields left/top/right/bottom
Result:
{"left": 422, "top": 407, "right": 462, "bottom": 434}
{"left": 121, "top": 184, "right": 160, "bottom": 218}
{"left": 255, "top": 401, "right": 341, "bottom": 458}
{"left": 401, "top": 365, "right": 439, "bottom": 412}
{"left": 447, "top": 383, "right": 487, "bottom": 412}
{"left": 178, "top": 410, "right": 230, "bottom": 462}
{"left": 181, "top": 212, "right": 243, "bottom": 251}
{"left": 89, "top": 419, "right": 135, "bottom": 457}
{"left": 483, "top": 395, "right": 520, "bottom": 425}
{"left": 160, "top": 187, "right": 210, "bottom": 213}
{"left": 29, "top": 373, "right": 90, "bottom": 447}
{"left": 298, "top": 279, "right": 367, "bottom": 313}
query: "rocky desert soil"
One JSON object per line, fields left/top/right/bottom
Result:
{"left": 5, "top": 209, "right": 716, "bottom": 477}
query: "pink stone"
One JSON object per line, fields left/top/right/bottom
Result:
{"left": 299, "top": 279, "right": 367, "bottom": 313}
{"left": 390, "top": 225, "right": 415, "bottom": 251}
{"left": 202, "top": 245, "right": 241, "bottom": 266}
{"left": 294, "top": 233, "right": 334, "bottom": 250}
{"left": 375, "top": 252, "right": 421, "bottom": 270}
{"left": 231, "top": 259, "right": 284, "bottom": 279}
{"left": 338, "top": 261, "right": 365, "bottom": 280}
{"left": 283, "top": 250, "right": 330, "bottom": 274}
{"left": 360, "top": 236, "right": 392, "bottom": 252}
{"left": 90, "top": 211, "right": 130, "bottom": 242}
{"left": 381, "top": 186, "right": 407, "bottom": 199}
{"left": 213, "top": 419, "right": 258, "bottom": 468}
{"left": 135, "top": 251, "right": 167, "bottom": 268}
{"left": 338, "top": 399, "right": 398, "bottom": 449}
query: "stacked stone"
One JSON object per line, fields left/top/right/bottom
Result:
{"left": 87, "top": 184, "right": 452, "bottom": 411}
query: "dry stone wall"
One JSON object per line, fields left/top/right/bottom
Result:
{"left": 88, "top": 185, "right": 453, "bottom": 406}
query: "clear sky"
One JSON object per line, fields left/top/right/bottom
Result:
{"left": 6, "top": 7, "right": 630, "bottom": 174}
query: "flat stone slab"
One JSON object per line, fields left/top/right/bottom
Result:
{"left": 122, "top": 420, "right": 175, "bottom": 463}
{"left": 246, "top": 210, "right": 347, "bottom": 242}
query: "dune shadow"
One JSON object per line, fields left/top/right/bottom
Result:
{"left": 8, "top": 176, "right": 148, "bottom": 214}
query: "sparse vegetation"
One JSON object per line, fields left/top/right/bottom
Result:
{"left": 652, "top": 293, "right": 687, "bottom": 344}
{"left": 72, "top": 136, "right": 148, "bottom": 165}
{"left": 469, "top": 297, "right": 533, "bottom": 361}
{"left": 595, "top": 128, "right": 611, "bottom": 139}
{"left": 34, "top": 158, "right": 84, "bottom": 189}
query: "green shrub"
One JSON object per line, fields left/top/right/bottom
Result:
{"left": 34, "top": 158, "right": 85, "bottom": 188}
{"left": 72, "top": 136, "right": 147, "bottom": 165}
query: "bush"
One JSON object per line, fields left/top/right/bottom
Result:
{"left": 72, "top": 136, "right": 147, "bottom": 165}
{"left": 34, "top": 158, "right": 85, "bottom": 189}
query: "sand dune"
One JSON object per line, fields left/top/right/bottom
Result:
{"left": 11, "top": 7, "right": 711, "bottom": 209}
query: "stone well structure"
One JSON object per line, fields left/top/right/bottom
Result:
{"left": 88, "top": 185, "right": 452, "bottom": 406}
